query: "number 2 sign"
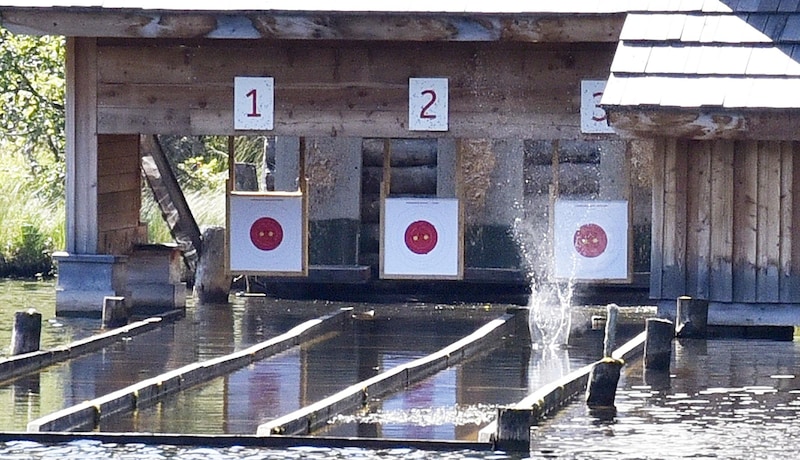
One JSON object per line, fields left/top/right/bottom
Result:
{"left": 409, "top": 78, "right": 448, "bottom": 132}
{"left": 234, "top": 77, "right": 274, "bottom": 131}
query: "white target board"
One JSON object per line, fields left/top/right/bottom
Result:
{"left": 553, "top": 200, "right": 629, "bottom": 281}
{"left": 229, "top": 193, "right": 305, "bottom": 274}
{"left": 382, "top": 198, "right": 462, "bottom": 279}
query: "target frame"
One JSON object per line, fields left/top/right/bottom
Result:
{"left": 380, "top": 198, "right": 463, "bottom": 279}
{"left": 553, "top": 200, "right": 630, "bottom": 282}
{"left": 228, "top": 191, "right": 307, "bottom": 275}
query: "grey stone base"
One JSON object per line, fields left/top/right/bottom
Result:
{"left": 53, "top": 252, "right": 128, "bottom": 317}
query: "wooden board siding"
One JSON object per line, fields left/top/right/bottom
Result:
{"left": 92, "top": 39, "right": 616, "bottom": 139}
{"left": 652, "top": 139, "right": 800, "bottom": 305}
{"left": 97, "top": 134, "right": 144, "bottom": 255}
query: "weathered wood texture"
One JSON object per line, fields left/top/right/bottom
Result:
{"left": 1, "top": 10, "right": 625, "bottom": 43}
{"left": 651, "top": 138, "right": 800, "bottom": 304}
{"left": 97, "top": 134, "right": 145, "bottom": 255}
{"left": 90, "top": 39, "right": 615, "bottom": 138}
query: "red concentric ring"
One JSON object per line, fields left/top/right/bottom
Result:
{"left": 573, "top": 223, "right": 607, "bottom": 258}
{"left": 404, "top": 220, "right": 438, "bottom": 255}
{"left": 250, "top": 217, "right": 283, "bottom": 251}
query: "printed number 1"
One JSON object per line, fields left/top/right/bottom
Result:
{"left": 420, "top": 89, "right": 437, "bottom": 119}
{"left": 246, "top": 89, "right": 261, "bottom": 118}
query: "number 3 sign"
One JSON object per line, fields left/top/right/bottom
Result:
{"left": 409, "top": 78, "right": 448, "bottom": 132}
{"left": 234, "top": 77, "right": 274, "bottom": 131}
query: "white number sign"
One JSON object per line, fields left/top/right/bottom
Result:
{"left": 581, "top": 80, "right": 614, "bottom": 134}
{"left": 234, "top": 76, "right": 274, "bottom": 131}
{"left": 409, "top": 78, "right": 448, "bottom": 132}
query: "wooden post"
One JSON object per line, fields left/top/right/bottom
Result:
{"left": 495, "top": 407, "right": 532, "bottom": 452}
{"left": 676, "top": 296, "right": 708, "bottom": 338}
{"left": 194, "top": 226, "right": 230, "bottom": 304}
{"left": 603, "top": 303, "right": 619, "bottom": 358}
{"left": 102, "top": 296, "right": 128, "bottom": 328}
{"left": 644, "top": 318, "right": 673, "bottom": 370}
{"left": 586, "top": 304, "right": 623, "bottom": 408}
{"left": 10, "top": 309, "right": 42, "bottom": 355}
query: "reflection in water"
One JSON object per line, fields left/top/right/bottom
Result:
{"left": 533, "top": 338, "right": 800, "bottom": 459}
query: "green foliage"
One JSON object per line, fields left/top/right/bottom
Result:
{"left": 0, "top": 27, "right": 65, "bottom": 278}
{"left": 0, "top": 27, "right": 66, "bottom": 201}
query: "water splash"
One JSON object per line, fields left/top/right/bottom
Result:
{"left": 512, "top": 210, "right": 575, "bottom": 349}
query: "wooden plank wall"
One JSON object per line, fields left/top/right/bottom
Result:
{"left": 97, "top": 134, "right": 145, "bottom": 255}
{"left": 93, "top": 39, "right": 615, "bottom": 139}
{"left": 652, "top": 138, "right": 800, "bottom": 304}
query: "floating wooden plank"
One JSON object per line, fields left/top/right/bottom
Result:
{"left": 478, "top": 331, "right": 646, "bottom": 446}
{"left": 257, "top": 311, "right": 523, "bottom": 436}
{"left": 0, "top": 313, "right": 181, "bottom": 386}
{"left": 27, "top": 309, "right": 350, "bottom": 432}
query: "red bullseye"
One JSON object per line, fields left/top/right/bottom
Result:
{"left": 404, "top": 220, "right": 438, "bottom": 255}
{"left": 573, "top": 223, "right": 607, "bottom": 258}
{"left": 250, "top": 217, "right": 283, "bottom": 251}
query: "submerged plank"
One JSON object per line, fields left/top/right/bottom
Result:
{"left": 27, "top": 309, "right": 350, "bottom": 432}
{"left": 257, "top": 310, "right": 524, "bottom": 436}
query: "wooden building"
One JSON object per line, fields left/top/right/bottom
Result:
{"left": 603, "top": 0, "right": 800, "bottom": 327}
{"left": 0, "top": 1, "right": 659, "bottom": 313}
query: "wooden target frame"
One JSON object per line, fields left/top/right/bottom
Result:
{"left": 379, "top": 139, "right": 464, "bottom": 280}
{"left": 552, "top": 199, "right": 631, "bottom": 283}
{"left": 226, "top": 136, "right": 308, "bottom": 276}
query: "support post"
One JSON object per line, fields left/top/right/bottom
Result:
{"left": 586, "top": 303, "right": 623, "bottom": 408}
{"left": 495, "top": 407, "right": 532, "bottom": 452}
{"left": 194, "top": 226, "right": 229, "bottom": 304}
{"left": 676, "top": 296, "right": 708, "bottom": 338}
{"left": 10, "top": 309, "right": 42, "bottom": 355}
{"left": 102, "top": 296, "right": 128, "bottom": 328}
{"left": 644, "top": 318, "right": 673, "bottom": 370}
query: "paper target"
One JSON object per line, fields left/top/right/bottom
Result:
{"left": 229, "top": 193, "right": 305, "bottom": 273}
{"left": 553, "top": 200, "right": 628, "bottom": 281}
{"left": 382, "top": 198, "right": 461, "bottom": 278}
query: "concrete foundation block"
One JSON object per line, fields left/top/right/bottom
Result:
{"left": 53, "top": 252, "right": 128, "bottom": 316}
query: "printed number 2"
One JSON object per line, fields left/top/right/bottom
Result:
{"left": 420, "top": 90, "right": 437, "bottom": 119}
{"left": 246, "top": 89, "right": 261, "bottom": 118}
{"left": 591, "top": 91, "right": 606, "bottom": 122}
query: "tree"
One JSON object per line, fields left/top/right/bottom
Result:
{"left": 0, "top": 26, "right": 65, "bottom": 200}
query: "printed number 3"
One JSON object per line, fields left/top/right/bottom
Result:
{"left": 591, "top": 91, "right": 606, "bottom": 122}
{"left": 420, "top": 89, "right": 437, "bottom": 119}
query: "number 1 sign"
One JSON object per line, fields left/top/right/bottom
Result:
{"left": 234, "top": 77, "right": 274, "bottom": 131}
{"left": 409, "top": 78, "right": 448, "bottom": 132}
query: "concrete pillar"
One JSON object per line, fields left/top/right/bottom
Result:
{"left": 10, "top": 309, "right": 42, "bottom": 355}
{"left": 53, "top": 252, "right": 128, "bottom": 316}
{"left": 194, "top": 226, "right": 229, "bottom": 304}
{"left": 644, "top": 318, "right": 673, "bottom": 370}
{"left": 306, "top": 138, "right": 362, "bottom": 265}
{"left": 274, "top": 136, "right": 300, "bottom": 192}
{"left": 102, "top": 296, "right": 128, "bottom": 328}
{"left": 676, "top": 296, "right": 709, "bottom": 338}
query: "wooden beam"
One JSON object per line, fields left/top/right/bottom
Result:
{"left": 649, "top": 138, "right": 666, "bottom": 299}
{"left": 756, "top": 141, "right": 781, "bottom": 302}
{"left": 733, "top": 141, "right": 758, "bottom": 303}
{"left": 709, "top": 140, "right": 734, "bottom": 302}
{"left": 1, "top": 10, "right": 624, "bottom": 42}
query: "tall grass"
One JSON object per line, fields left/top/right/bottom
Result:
{"left": 141, "top": 187, "right": 226, "bottom": 244}
{"left": 0, "top": 148, "right": 64, "bottom": 277}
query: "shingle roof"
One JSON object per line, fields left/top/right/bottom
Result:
{"left": 603, "top": 0, "right": 800, "bottom": 109}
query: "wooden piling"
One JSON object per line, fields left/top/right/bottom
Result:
{"left": 495, "top": 408, "right": 532, "bottom": 452}
{"left": 102, "top": 296, "right": 128, "bottom": 328}
{"left": 676, "top": 296, "right": 709, "bottom": 338}
{"left": 586, "top": 303, "right": 623, "bottom": 408}
{"left": 644, "top": 318, "right": 673, "bottom": 370}
{"left": 10, "top": 309, "right": 42, "bottom": 355}
{"left": 194, "top": 226, "right": 229, "bottom": 304}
